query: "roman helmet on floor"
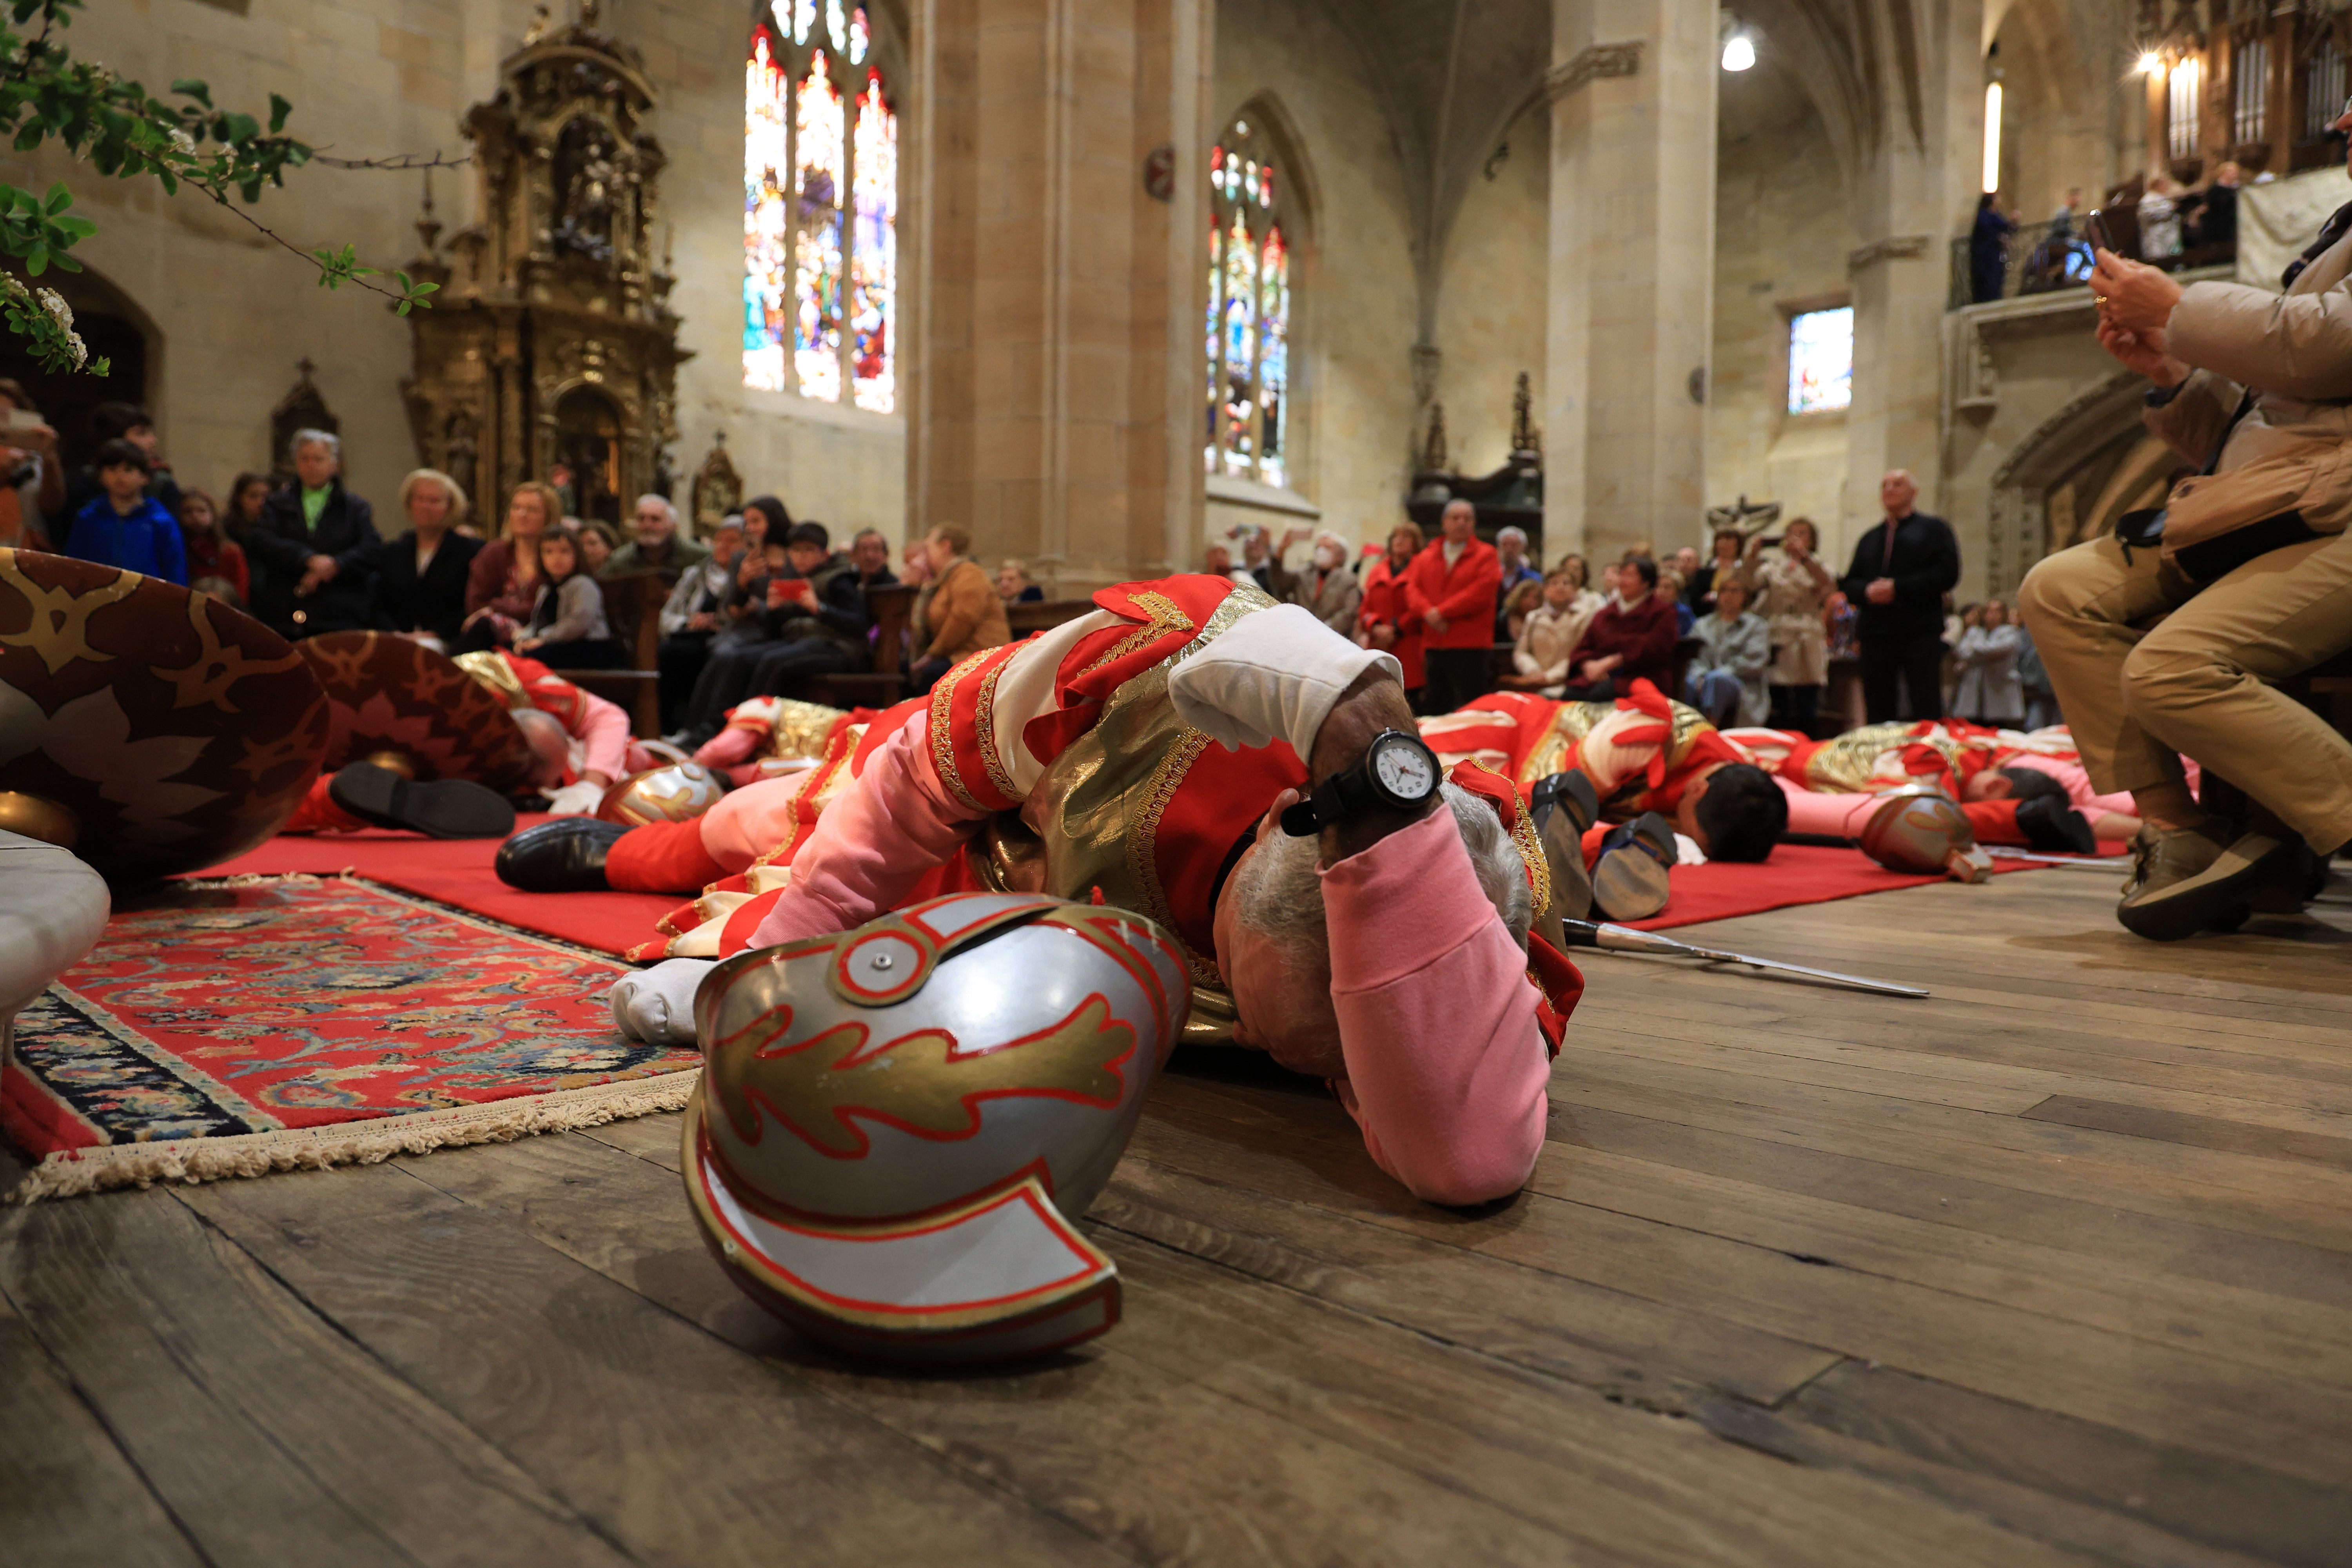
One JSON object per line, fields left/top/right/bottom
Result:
{"left": 681, "top": 891, "right": 1190, "bottom": 1366}
{"left": 0, "top": 549, "right": 328, "bottom": 881}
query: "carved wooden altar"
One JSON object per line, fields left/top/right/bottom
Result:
{"left": 402, "top": 2, "right": 687, "bottom": 530}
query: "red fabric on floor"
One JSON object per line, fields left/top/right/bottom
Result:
{"left": 196, "top": 815, "right": 681, "bottom": 958}
{"left": 201, "top": 822, "right": 2117, "bottom": 955}
{"left": 1627, "top": 840, "right": 2119, "bottom": 931}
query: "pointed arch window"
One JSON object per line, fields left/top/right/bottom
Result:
{"left": 1205, "top": 118, "right": 1292, "bottom": 488}
{"left": 744, "top": 2, "right": 896, "bottom": 412}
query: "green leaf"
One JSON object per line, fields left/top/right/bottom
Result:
{"left": 267, "top": 93, "right": 289, "bottom": 133}
{"left": 219, "top": 111, "right": 256, "bottom": 144}
{"left": 22, "top": 243, "right": 44, "bottom": 274}
{"left": 90, "top": 356, "right": 110, "bottom": 377}
{"left": 169, "top": 78, "right": 212, "bottom": 108}
{"left": 40, "top": 180, "right": 65, "bottom": 214}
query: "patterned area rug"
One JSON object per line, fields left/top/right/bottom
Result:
{"left": 2, "top": 875, "right": 698, "bottom": 1203}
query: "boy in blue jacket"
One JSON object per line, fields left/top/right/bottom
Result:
{"left": 63, "top": 438, "right": 185, "bottom": 584}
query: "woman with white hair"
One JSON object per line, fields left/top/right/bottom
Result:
{"left": 372, "top": 468, "right": 483, "bottom": 646}
{"left": 245, "top": 428, "right": 381, "bottom": 640}
{"left": 1287, "top": 528, "right": 1362, "bottom": 632}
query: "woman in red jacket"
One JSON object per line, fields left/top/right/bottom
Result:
{"left": 1355, "top": 522, "right": 1425, "bottom": 707}
{"left": 1561, "top": 555, "right": 1680, "bottom": 699}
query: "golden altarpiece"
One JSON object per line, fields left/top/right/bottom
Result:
{"left": 402, "top": 4, "right": 687, "bottom": 530}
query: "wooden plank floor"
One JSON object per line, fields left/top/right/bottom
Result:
{"left": 7, "top": 867, "right": 2352, "bottom": 1566}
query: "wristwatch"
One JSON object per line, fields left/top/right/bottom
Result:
{"left": 1279, "top": 730, "right": 1442, "bottom": 836}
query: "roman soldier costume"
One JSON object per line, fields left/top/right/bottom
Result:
{"left": 284, "top": 638, "right": 648, "bottom": 833}
{"left": 1726, "top": 720, "right": 2116, "bottom": 849}
{"left": 526, "top": 575, "right": 1582, "bottom": 1204}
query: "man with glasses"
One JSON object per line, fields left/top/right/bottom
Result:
{"left": 2018, "top": 95, "right": 2352, "bottom": 939}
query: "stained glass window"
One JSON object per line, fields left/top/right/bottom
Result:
{"left": 1205, "top": 118, "right": 1290, "bottom": 487}
{"left": 744, "top": 4, "right": 897, "bottom": 410}
{"left": 1787, "top": 307, "right": 1853, "bottom": 415}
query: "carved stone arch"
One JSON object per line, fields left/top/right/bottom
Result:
{"left": 1984, "top": 368, "right": 2147, "bottom": 595}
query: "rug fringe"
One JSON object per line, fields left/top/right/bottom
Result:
{"left": 5, "top": 1068, "right": 700, "bottom": 1205}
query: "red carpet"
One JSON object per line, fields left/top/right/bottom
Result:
{"left": 7, "top": 878, "right": 698, "bottom": 1201}
{"left": 1628, "top": 842, "right": 2057, "bottom": 931}
{"left": 198, "top": 815, "right": 681, "bottom": 957}
{"left": 200, "top": 819, "right": 2094, "bottom": 953}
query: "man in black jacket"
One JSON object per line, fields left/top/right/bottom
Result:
{"left": 1839, "top": 470, "right": 1961, "bottom": 723}
{"left": 245, "top": 430, "right": 381, "bottom": 639}
{"left": 676, "top": 521, "right": 873, "bottom": 745}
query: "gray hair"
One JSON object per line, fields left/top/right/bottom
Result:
{"left": 1232, "top": 779, "right": 1533, "bottom": 1014}
{"left": 1496, "top": 526, "right": 1527, "bottom": 547}
{"left": 633, "top": 494, "right": 677, "bottom": 522}
{"left": 290, "top": 428, "right": 340, "bottom": 461}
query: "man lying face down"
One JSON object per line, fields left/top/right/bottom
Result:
{"left": 607, "top": 575, "right": 1581, "bottom": 1207}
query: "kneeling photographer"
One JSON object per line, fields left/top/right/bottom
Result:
{"left": 2017, "top": 124, "right": 2352, "bottom": 940}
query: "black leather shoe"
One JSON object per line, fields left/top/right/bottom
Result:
{"left": 2015, "top": 793, "right": 2097, "bottom": 855}
{"left": 328, "top": 763, "right": 515, "bottom": 839}
{"left": 496, "top": 817, "right": 632, "bottom": 892}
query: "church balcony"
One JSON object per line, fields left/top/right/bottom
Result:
{"left": 1947, "top": 218, "right": 2236, "bottom": 312}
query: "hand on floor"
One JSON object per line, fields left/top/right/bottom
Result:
{"left": 543, "top": 780, "right": 606, "bottom": 817}
{"left": 609, "top": 958, "right": 715, "bottom": 1045}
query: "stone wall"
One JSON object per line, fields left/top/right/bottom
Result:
{"left": 0, "top": 0, "right": 904, "bottom": 542}
{"left": 1707, "top": 61, "right": 1857, "bottom": 561}
{"left": 1434, "top": 123, "right": 1549, "bottom": 486}
{"left": 1211, "top": 0, "right": 1420, "bottom": 554}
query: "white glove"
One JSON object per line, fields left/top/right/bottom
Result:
{"left": 1167, "top": 603, "right": 1402, "bottom": 759}
{"left": 608, "top": 958, "right": 716, "bottom": 1045}
{"left": 543, "top": 780, "right": 606, "bottom": 817}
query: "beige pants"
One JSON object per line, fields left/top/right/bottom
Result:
{"left": 2016, "top": 530, "right": 2352, "bottom": 853}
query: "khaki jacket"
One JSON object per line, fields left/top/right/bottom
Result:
{"left": 2152, "top": 220, "right": 2352, "bottom": 532}
{"left": 915, "top": 556, "right": 1011, "bottom": 662}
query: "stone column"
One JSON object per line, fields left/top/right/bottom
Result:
{"left": 1542, "top": 0, "right": 1719, "bottom": 563}
{"left": 907, "top": 0, "right": 1211, "bottom": 592}
{"left": 1847, "top": 0, "right": 1984, "bottom": 578}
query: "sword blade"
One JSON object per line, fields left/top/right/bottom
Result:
{"left": 1985, "top": 846, "right": 2131, "bottom": 870}
{"left": 1584, "top": 922, "right": 1929, "bottom": 998}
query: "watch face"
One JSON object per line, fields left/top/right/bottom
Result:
{"left": 1372, "top": 735, "right": 1436, "bottom": 802}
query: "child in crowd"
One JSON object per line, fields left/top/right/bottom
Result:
{"left": 63, "top": 439, "right": 185, "bottom": 585}
{"left": 176, "top": 489, "right": 249, "bottom": 606}
{"left": 514, "top": 529, "right": 624, "bottom": 668}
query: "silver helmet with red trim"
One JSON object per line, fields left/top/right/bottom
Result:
{"left": 681, "top": 891, "right": 1190, "bottom": 1365}
{"left": 1857, "top": 785, "right": 1993, "bottom": 883}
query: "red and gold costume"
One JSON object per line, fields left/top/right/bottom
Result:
{"left": 607, "top": 574, "right": 1580, "bottom": 1205}
{"left": 1723, "top": 720, "right": 2138, "bottom": 846}
{"left": 284, "top": 648, "right": 642, "bottom": 833}
{"left": 1417, "top": 684, "right": 1748, "bottom": 817}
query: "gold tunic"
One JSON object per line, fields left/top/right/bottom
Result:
{"left": 969, "top": 581, "right": 1277, "bottom": 1044}
{"left": 1800, "top": 722, "right": 1965, "bottom": 793}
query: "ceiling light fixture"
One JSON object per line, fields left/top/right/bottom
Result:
{"left": 1722, "top": 32, "right": 1756, "bottom": 71}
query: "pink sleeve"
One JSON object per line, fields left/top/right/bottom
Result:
{"left": 696, "top": 726, "right": 761, "bottom": 768}
{"left": 744, "top": 713, "right": 989, "bottom": 947}
{"left": 1775, "top": 775, "right": 1882, "bottom": 837}
{"left": 574, "top": 689, "right": 633, "bottom": 782}
{"left": 1321, "top": 808, "right": 1550, "bottom": 1205}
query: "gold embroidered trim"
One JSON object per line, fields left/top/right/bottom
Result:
{"left": 1078, "top": 588, "right": 1197, "bottom": 679}
{"left": 926, "top": 650, "right": 993, "bottom": 812}
{"left": 1505, "top": 797, "right": 1550, "bottom": 918}
{"left": 972, "top": 655, "right": 1022, "bottom": 805}
{"left": 1127, "top": 726, "right": 1220, "bottom": 986}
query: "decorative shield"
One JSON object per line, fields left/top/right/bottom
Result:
{"left": 598, "top": 759, "right": 727, "bottom": 826}
{"left": 0, "top": 548, "right": 329, "bottom": 881}
{"left": 298, "top": 631, "right": 538, "bottom": 795}
{"left": 1857, "top": 785, "right": 1993, "bottom": 884}
{"left": 682, "top": 891, "right": 1191, "bottom": 1366}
